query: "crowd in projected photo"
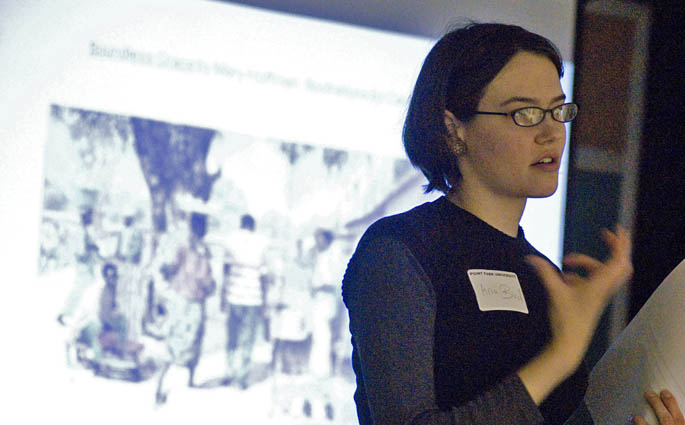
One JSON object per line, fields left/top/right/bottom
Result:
{"left": 39, "top": 105, "right": 431, "bottom": 422}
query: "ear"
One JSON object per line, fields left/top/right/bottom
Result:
{"left": 444, "top": 110, "right": 464, "bottom": 143}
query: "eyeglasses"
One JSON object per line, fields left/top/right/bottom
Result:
{"left": 473, "top": 102, "right": 579, "bottom": 127}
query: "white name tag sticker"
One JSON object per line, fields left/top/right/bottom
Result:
{"left": 467, "top": 269, "right": 529, "bottom": 314}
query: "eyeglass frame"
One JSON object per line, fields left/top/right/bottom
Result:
{"left": 472, "top": 102, "right": 579, "bottom": 127}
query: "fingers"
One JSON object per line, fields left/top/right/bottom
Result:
{"left": 525, "top": 255, "right": 563, "bottom": 293}
{"left": 643, "top": 389, "right": 685, "bottom": 425}
{"left": 562, "top": 227, "right": 630, "bottom": 271}
{"left": 604, "top": 226, "right": 633, "bottom": 264}
{"left": 645, "top": 390, "right": 671, "bottom": 422}
{"left": 632, "top": 414, "right": 648, "bottom": 425}
{"left": 660, "top": 390, "right": 685, "bottom": 423}
{"left": 564, "top": 226, "right": 633, "bottom": 283}
{"left": 607, "top": 228, "right": 635, "bottom": 283}
{"left": 563, "top": 253, "right": 603, "bottom": 273}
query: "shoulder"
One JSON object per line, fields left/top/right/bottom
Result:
{"left": 342, "top": 232, "right": 437, "bottom": 321}
{"left": 342, "top": 201, "right": 444, "bottom": 302}
{"left": 358, "top": 200, "right": 442, "bottom": 249}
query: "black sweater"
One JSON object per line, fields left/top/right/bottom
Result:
{"left": 342, "top": 197, "right": 588, "bottom": 424}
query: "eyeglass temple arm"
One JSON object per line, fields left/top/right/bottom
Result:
{"left": 473, "top": 111, "right": 510, "bottom": 116}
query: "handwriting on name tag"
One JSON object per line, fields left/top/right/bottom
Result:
{"left": 467, "top": 269, "right": 529, "bottom": 314}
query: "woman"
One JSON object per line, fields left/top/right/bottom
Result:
{"left": 342, "top": 23, "right": 683, "bottom": 425}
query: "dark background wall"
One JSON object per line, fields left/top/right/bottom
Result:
{"left": 566, "top": 0, "right": 685, "bottom": 367}
{"left": 629, "top": 0, "right": 685, "bottom": 318}
{"left": 570, "top": 0, "right": 684, "bottom": 322}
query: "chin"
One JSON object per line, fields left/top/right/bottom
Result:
{"left": 528, "top": 184, "right": 559, "bottom": 199}
{"left": 529, "top": 193, "right": 556, "bottom": 199}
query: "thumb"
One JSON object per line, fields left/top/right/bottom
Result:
{"left": 525, "top": 255, "right": 564, "bottom": 295}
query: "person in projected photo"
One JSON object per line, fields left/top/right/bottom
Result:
{"left": 341, "top": 23, "right": 684, "bottom": 425}
{"left": 71, "top": 263, "right": 127, "bottom": 362}
{"left": 220, "top": 213, "right": 269, "bottom": 389}
{"left": 154, "top": 211, "right": 215, "bottom": 404}
{"left": 58, "top": 207, "right": 101, "bottom": 326}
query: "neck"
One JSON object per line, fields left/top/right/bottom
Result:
{"left": 447, "top": 184, "right": 526, "bottom": 238}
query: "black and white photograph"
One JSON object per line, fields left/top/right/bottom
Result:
{"left": 38, "top": 104, "right": 430, "bottom": 423}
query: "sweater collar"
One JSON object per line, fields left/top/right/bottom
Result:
{"left": 436, "top": 196, "right": 527, "bottom": 244}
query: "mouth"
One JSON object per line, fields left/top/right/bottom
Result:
{"left": 530, "top": 154, "right": 560, "bottom": 170}
{"left": 533, "top": 157, "right": 554, "bottom": 165}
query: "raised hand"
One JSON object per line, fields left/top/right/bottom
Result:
{"left": 526, "top": 226, "right": 634, "bottom": 368}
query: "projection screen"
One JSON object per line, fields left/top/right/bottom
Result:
{"left": 0, "top": 1, "right": 576, "bottom": 423}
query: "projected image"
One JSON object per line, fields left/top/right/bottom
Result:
{"left": 39, "top": 104, "right": 430, "bottom": 423}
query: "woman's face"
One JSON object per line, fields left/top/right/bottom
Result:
{"left": 452, "top": 51, "right": 567, "bottom": 201}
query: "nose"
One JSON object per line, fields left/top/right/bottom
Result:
{"left": 534, "top": 116, "right": 565, "bottom": 145}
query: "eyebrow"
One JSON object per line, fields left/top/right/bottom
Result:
{"left": 499, "top": 94, "right": 566, "bottom": 107}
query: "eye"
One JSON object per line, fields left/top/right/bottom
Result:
{"left": 513, "top": 107, "right": 543, "bottom": 126}
{"left": 553, "top": 104, "right": 578, "bottom": 122}
{"left": 552, "top": 105, "right": 567, "bottom": 121}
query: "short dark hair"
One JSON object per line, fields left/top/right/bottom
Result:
{"left": 190, "top": 212, "right": 208, "bottom": 238}
{"left": 80, "top": 207, "right": 94, "bottom": 226}
{"left": 315, "top": 228, "right": 334, "bottom": 249}
{"left": 102, "top": 262, "right": 118, "bottom": 280}
{"left": 240, "top": 214, "right": 255, "bottom": 231}
{"left": 403, "top": 22, "right": 564, "bottom": 194}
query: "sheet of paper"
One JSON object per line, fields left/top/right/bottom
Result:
{"left": 585, "top": 258, "right": 685, "bottom": 425}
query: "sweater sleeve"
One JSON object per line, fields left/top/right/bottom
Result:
{"left": 343, "top": 236, "right": 545, "bottom": 425}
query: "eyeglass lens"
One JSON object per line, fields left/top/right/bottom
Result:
{"left": 514, "top": 103, "right": 577, "bottom": 126}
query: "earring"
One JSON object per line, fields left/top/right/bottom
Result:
{"left": 451, "top": 141, "right": 467, "bottom": 156}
